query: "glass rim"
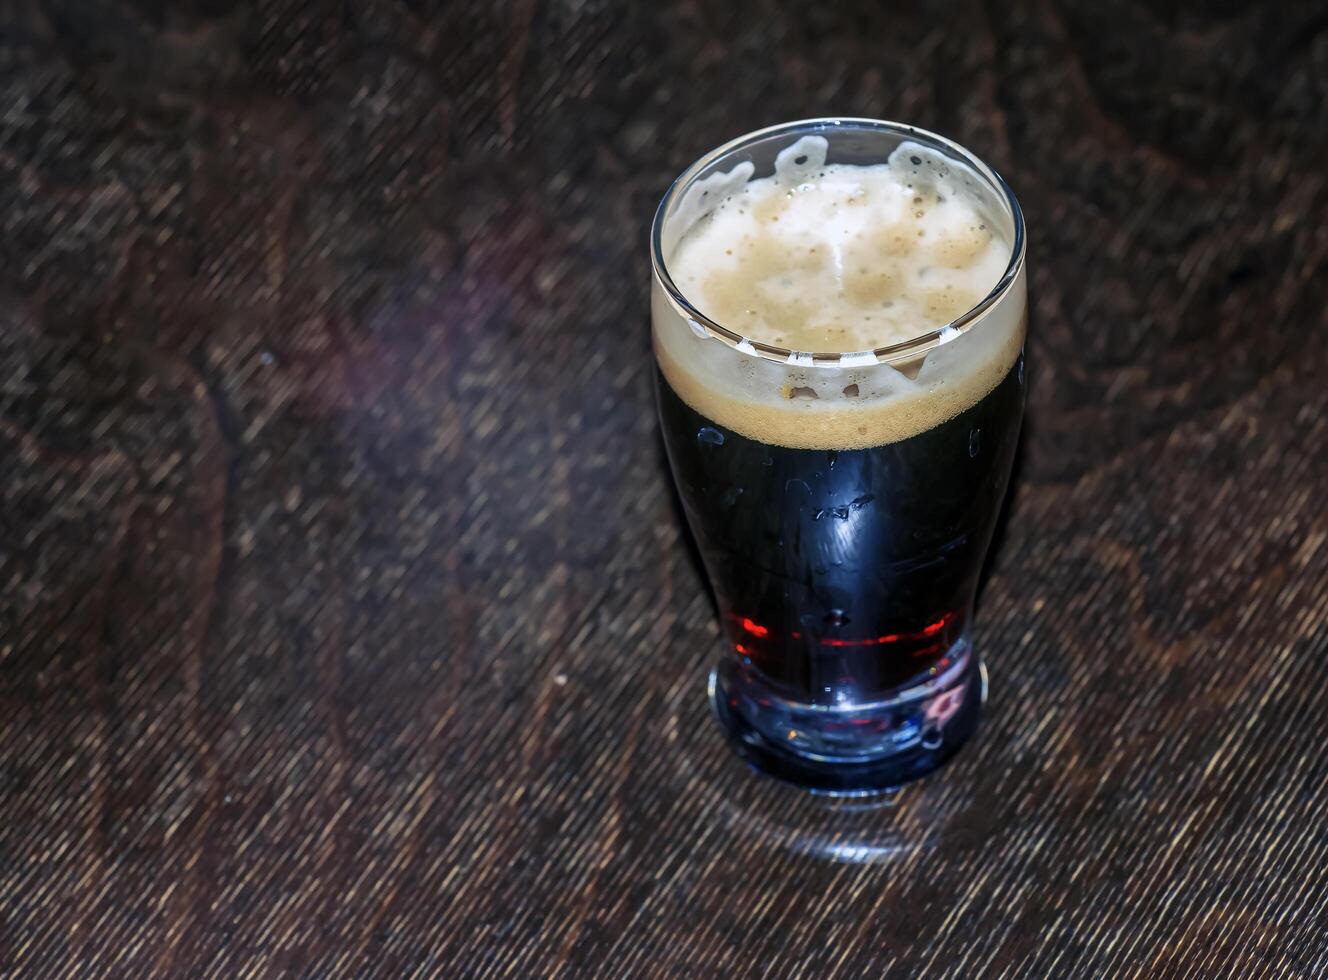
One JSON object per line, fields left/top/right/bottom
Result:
{"left": 650, "top": 117, "right": 1026, "bottom": 367}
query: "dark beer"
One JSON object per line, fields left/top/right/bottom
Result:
{"left": 657, "top": 356, "right": 1022, "bottom": 707}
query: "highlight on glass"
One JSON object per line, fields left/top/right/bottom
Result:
{"left": 652, "top": 118, "right": 1027, "bottom": 793}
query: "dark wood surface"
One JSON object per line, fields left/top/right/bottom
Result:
{"left": 3, "top": 1, "right": 1327, "bottom": 975}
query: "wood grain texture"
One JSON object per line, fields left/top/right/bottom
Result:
{"left": 1, "top": 0, "right": 1326, "bottom": 975}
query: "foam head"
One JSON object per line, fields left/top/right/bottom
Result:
{"left": 653, "top": 123, "right": 1026, "bottom": 450}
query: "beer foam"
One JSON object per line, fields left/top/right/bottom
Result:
{"left": 655, "top": 136, "right": 1025, "bottom": 450}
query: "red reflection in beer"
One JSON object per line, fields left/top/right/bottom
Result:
{"left": 815, "top": 612, "right": 954, "bottom": 648}
{"left": 729, "top": 614, "right": 770, "bottom": 637}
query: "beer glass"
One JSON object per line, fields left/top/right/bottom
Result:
{"left": 652, "top": 119, "right": 1026, "bottom": 792}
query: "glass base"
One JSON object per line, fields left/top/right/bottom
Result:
{"left": 709, "top": 647, "right": 985, "bottom": 795}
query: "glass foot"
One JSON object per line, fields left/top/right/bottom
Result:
{"left": 709, "top": 653, "right": 985, "bottom": 795}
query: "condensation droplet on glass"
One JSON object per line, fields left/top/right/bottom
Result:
{"left": 1018, "top": 357, "right": 1025, "bottom": 385}
{"left": 969, "top": 428, "right": 981, "bottom": 458}
{"left": 698, "top": 426, "right": 724, "bottom": 446}
{"left": 823, "top": 609, "right": 849, "bottom": 628}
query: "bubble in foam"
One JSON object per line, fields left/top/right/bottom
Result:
{"left": 774, "top": 136, "right": 829, "bottom": 185}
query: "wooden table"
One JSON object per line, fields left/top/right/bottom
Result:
{"left": 3, "top": 1, "right": 1326, "bottom": 975}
